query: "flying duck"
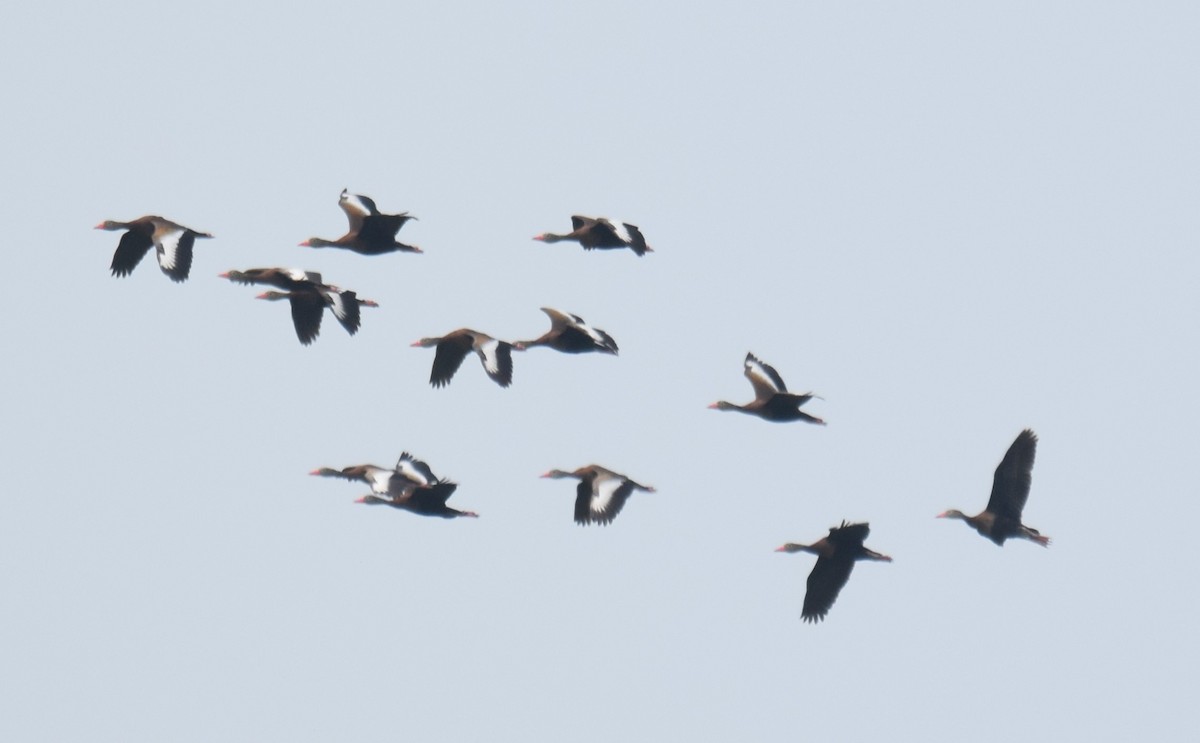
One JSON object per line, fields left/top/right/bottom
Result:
{"left": 533, "top": 216, "right": 651, "bottom": 256}
{"left": 300, "top": 189, "right": 421, "bottom": 255}
{"left": 709, "top": 353, "right": 825, "bottom": 424}
{"left": 411, "top": 329, "right": 515, "bottom": 388}
{"left": 95, "top": 216, "right": 212, "bottom": 282}
{"left": 776, "top": 521, "right": 892, "bottom": 623}
{"left": 221, "top": 267, "right": 377, "bottom": 345}
{"left": 515, "top": 307, "right": 618, "bottom": 354}
{"left": 937, "top": 429, "right": 1050, "bottom": 546}
{"left": 540, "top": 465, "right": 655, "bottom": 525}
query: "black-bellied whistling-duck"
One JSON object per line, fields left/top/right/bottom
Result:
{"left": 355, "top": 478, "right": 478, "bottom": 519}
{"left": 709, "top": 353, "right": 825, "bottom": 424}
{"left": 938, "top": 429, "right": 1050, "bottom": 547}
{"left": 315, "top": 452, "right": 475, "bottom": 519}
{"left": 411, "top": 329, "right": 514, "bottom": 388}
{"left": 256, "top": 290, "right": 378, "bottom": 345}
{"left": 776, "top": 521, "right": 892, "bottom": 623}
{"left": 540, "top": 465, "right": 655, "bottom": 525}
{"left": 300, "top": 189, "right": 421, "bottom": 255}
{"left": 221, "top": 267, "right": 377, "bottom": 345}
{"left": 95, "top": 216, "right": 212, "bottom": 282}
{"left": 310, "top": 452, "right": 436, "bottom": 495}
{"left": 219, "top": 267, "right": 323, "bottom": 291}
{"left": 515, "top": 307, "right": 618, "bottom": 354}
{"left": 533, "top": 216, "right": 651, "bottom": 256}
{"left": 310, "top": 463, "right": 397, "bottom": 494}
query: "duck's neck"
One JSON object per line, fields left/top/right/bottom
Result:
{"left": 710, "top": 400, "right": 750, "bottom": 414}
{"left": 513, "top": 335, "right": 549, "bottom": 350}
{"left": 777, "top": 543, "right": 817, "bottom": 555}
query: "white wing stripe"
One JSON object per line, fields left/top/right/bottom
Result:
{"left": 340, "top": 191, "right": 374, "bottom": 217}
{"left": 590, "top": 475, "right": 623, "bottom": 515}
{"left": 608, "top": 220, "right": 633, "bottom": 244}
{"left": 479, "top": 339, "right": 501, "bottom": 374}
{"left": 326, "top": 292, "right": 350, "bottom": 321}
{"left": 579, "top": 321, "right": 606, "bottom": 345}
{"left": 156, "top": 230, "right": 183, "bottom": 270}
{"left": 745, "top": 357, "right": 784, "bottom": 394}
{"left": 366, "top": 468, "right": 392, "bottom": 494}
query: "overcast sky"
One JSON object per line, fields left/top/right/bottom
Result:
{"left": 2, "top": 2, "right": 1197, "bottom": 740}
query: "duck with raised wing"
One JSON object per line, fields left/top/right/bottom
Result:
{"left": 709, "top": 353, "right": 825, "bottom": 424}
{"left": 515, "top": 307, "right": 618, "bottom": 354}
{"left": 540, "top": 465, "right": 655, "bottom": 526}
{"left": 776, "top": 521, "right": 892, "bottom": 623}
{"left": 95, "top": 215, "right": 212, "bottom": 282}
{"left": 533, "top": 216, "right": 651, "bottom": 256}
{"left": 300, "top": 189, "right": 421, "bottom": 255}
{"left": 937, "top": 429, "right": 1050, "bottom": 547}
{"left": 411, "top": 329, "right": 514, "bottom": 388}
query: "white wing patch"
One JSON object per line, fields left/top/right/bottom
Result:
{"left": 590, "top": 474, "right": 624, "bottom": 516}
{"left": 283, "top": 267, "right": 321, "bottom": 284}
{"left": 395, "top": 460, "right": 433, "bottom": 487}
{"left": 546, "top": 307, "right": 607, "bottom": 345}
{"left": 339, "top": 190, "right": 374, "bottom": 218}
{"left": 578, "top": 320, "right": 607, "bottom": 345}
{"left": 478, "top": 339, "right": 502, "bottom": 374}
{"left": 607, "top": 219, "right": 633, "bottom": 244}
{"left": 364, "top": 467, "right": 393, "bottom": 494}
{"left": 745, "top": 355, "right": 785, "bottom": 394}
{"left": 155, "top": 228, "right": 184, "bottom": 271}
{"left": 326, "top": 291, "right": 350, "bottom": 322}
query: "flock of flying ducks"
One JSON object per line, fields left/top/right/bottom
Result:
{"left": 95, "top": 189, "right": 1050, "bottom": 623}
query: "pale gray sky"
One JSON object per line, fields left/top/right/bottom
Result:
{"left": 2, "top": 1, "right": 1197, "bottom": 740}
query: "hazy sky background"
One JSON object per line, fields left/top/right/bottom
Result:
{"left": 2, "top": 1, "right": 1197, "bottom": 740}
